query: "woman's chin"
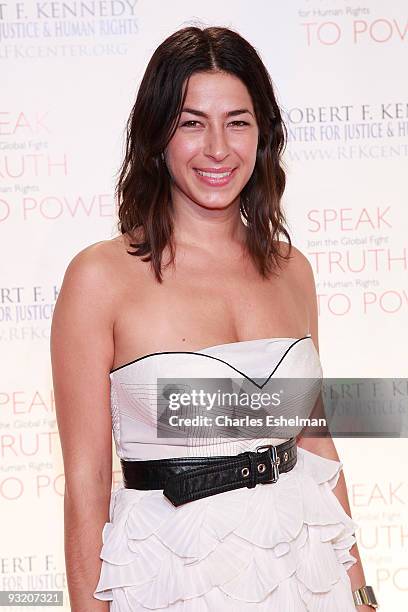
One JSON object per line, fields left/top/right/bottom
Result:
{"left": 195, "top": 198, "right": 238, "bottom": 211}
{"left": 188, "top": 189, "right": 241, "bottom": 210}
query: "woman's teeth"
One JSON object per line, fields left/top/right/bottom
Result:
{"left": 195, "top": 170, "right": 232, "bottom": 178}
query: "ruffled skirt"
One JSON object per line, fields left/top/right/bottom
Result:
{"left": 93, "top": 447, "right": 358, "bottom": 611}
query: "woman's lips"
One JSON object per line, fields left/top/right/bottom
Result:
{"left": 193, "top": 167, "right": 236, "bottom": 186}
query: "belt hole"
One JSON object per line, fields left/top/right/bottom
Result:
{"left": 241, "top": 467, "right": 250, "bottom": 477}
{"left": 257, "top": 463, "right": 266, "bottom": 473}
{"left": 283, "top": 452, "right": 288, "bottom": 462}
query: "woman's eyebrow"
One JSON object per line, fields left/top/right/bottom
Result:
{"left": 181, "top": 107, "right": 254, "bottom": 118}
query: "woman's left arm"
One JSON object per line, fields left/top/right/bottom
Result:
{"left": 291, "top": 246, "right": 377, "bottom": 611}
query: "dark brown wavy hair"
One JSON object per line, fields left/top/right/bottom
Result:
{"left": 116, "top": 25, "right": 292, "bottom": 282}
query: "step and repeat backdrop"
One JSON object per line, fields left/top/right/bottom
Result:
{"left": 1, "top": 0, "right": 407, "bottom": 609}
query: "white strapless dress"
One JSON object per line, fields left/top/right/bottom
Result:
{"left": 93, "top": 336, "right": 358, "bottom": 611}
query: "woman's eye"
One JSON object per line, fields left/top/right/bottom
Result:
{"left": 180, "top": 119, "right": 250, "bottom": 128}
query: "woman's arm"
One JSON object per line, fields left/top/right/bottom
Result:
{"left": 293, "top": 248, "right": 376, "bottom": 611}
{"left": 51, "top": 243, "right": 115, "bottom": 611}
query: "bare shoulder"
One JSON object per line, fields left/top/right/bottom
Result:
{"left": 275, "top": 240, "right": 319, "bottom": 348}
{"left": 52, "top": 238, "right": 119, "bottom": 333}
{"left": 275, "top": 240, "right": 315, "bottom": 292}
{"left": 63, "top": 236, "right": 122, "bottom": 277}
{"left": 58, "top": 234, "right": 150, "bottom": 322}
{"left": 51, "top": 237, "right": 130, "bottom": 378}
{"left": 60, "top": 235, "right": 133, "bottom": 292}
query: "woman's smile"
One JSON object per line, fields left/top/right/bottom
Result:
{"left": 193, "top": 166, "right": 237, "bottom": 187}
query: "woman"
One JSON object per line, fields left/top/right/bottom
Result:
{"left": 51, "top": 26, "right": 378, "bottom": 611}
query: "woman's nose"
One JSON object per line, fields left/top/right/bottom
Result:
{"left": 203, "top": 126, "right": 229, "bottom": 160}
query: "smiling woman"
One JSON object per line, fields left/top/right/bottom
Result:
{"left": 51, "top": 25, "right": 378, "bottom": 612}
{"left": 165, "top": 72, "right": 259, "bottom": 203}
{"left": 114, "top": 25, "right": 291, "bottom": 283}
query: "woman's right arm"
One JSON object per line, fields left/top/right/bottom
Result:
{"left": 50, "top": 243, "right": 115, "bottom": 611}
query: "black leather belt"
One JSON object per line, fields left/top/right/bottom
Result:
{"left": 121, "top": 437, "right": 297, "bottom": 507}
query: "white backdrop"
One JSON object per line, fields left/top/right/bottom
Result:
{"left": 1, "top": 0, "right": 407, "bottom": 609}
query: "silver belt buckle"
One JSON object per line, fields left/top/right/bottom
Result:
{"left": 256, "top": 444, "right": 281, "bottom": 483}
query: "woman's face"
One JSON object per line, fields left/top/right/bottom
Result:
{"left": 164, "top": 71, "right": 259, "bottom": 210}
